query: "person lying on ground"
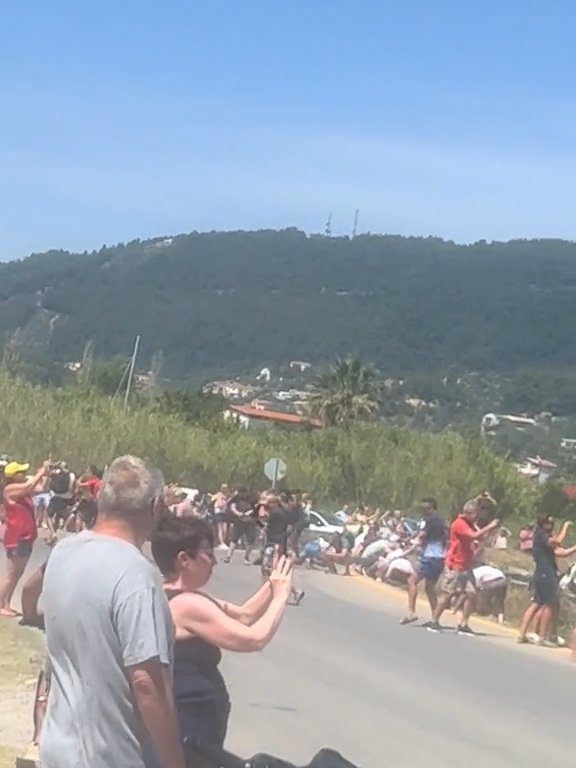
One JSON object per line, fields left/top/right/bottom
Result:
{"left": 151, "top": 513, "right": 293, "bottom": 767}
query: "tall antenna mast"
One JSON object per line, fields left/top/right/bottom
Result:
{"left": 325, "top": 213, "right": 332, "bottom": 237}
{"left": 352, "top": 209, "right": 359, "bottom": 238}
{"left": 124, "top": 334, "right": 141, "bottom": 409}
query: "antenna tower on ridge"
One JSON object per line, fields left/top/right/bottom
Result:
{"left": 325, "top": 213, "right": 332, "bottom": 237}
{"left": 352, "top": 209, "right": 359, "bottom": 238}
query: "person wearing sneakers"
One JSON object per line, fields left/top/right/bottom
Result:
{"left": 401, "top": 498, "right": 447, "bottom": 626}
{"left": 517, "top": 516, "right": 576, "bottom": 647}
{"left": 427, "top": 499, "right": 499, "bottom": 635}
{"left": 0, "top": 460, "right": 50, "bottom": 618}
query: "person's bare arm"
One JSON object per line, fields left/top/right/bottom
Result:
{"left": 470, "top": 519, "right": 500, "bottom": 541}
{"left": 175, "top": 557, "right": 292, "bottom": 652}
{"left": 217, "top": 581, "right": 273, "bottom": 625}
{"left": 128, "top": 659, "right": 185, "bottom": 768}
{"left": 551, "top": 521, "right": 572, "bottom": 546}
{"left": 21, "top": 565, "right": 46, "bottom": 626}
{"left": 555, "top": 543, "right": 576, "bottom": 558}
{"left": 4, "top": 464, "right": 49, "bottom": 501}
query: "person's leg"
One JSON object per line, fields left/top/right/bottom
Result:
{"left": 32, "top": 660, "right": 51, "bottom": 744}
{"left": 0, "top": 552, "right": 29, "bottom": 616}
{"left": 458, "top": 591, "right": 477, "bottom": 629}
{"left": 537, "top": 604, "right": 554, "bottom": 644}
{"left": 451, "top": 592, "right": 466, "bottom": 616}
{"left": 244, "top": 525, "right": 256, "bottom": 564}
{"left": 324, "top": 552, "right": 338, "bottom": 574}
{"left": 20, "top": 566, "right": 45, "bottom": 625}
{"left": 424, "top": 578, "right": 439, "bottom": 614}
{"left": 406, "top": 573, "right": 421, "bottom": 619}
{"left": 342, "top": 551, "right": 352, "bottom": 576}
{"left": 216, "top": 520, "right": 226, "bottom": 547}
{"left": 225, "top": 531, "right": 237, "bottom": 563}
{"left": 518, "top": 602, "right": 540, "bottom": 642}
{"left": 430, "top": 570, "right": 457, "bottom": 625}
{"left": 571, "top": 628, "right": 576, "bottom": 662}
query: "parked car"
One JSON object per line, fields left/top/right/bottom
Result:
{"left": 400, "top": 517, "right": 421, "bottom": 537}
{"left": 307, "top": 511, "right": 345, "bottom": 536}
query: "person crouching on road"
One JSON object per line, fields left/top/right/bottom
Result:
{"left": 0, "top": 460, "right": 50, "bottom": 618}
{"left": 427, "top": 499, "right": 499, "bottom": 635}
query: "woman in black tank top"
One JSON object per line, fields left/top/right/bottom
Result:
{"left": 151, "top": 513, "right": 294, "bottom": 765}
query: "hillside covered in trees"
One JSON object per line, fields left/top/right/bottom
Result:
{"left": 2, "top": 229, "right": 576, "bottom": 381}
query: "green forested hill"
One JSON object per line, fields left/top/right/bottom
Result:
{"left": 2, "top": 229, "right": 576, "bottom": 380}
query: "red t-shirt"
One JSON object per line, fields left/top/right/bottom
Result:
{"left": 2, "top": 493, "right": 37, "bottom": 548}
{"left": 445, "top": 516, "right": 476, "bottom": 572}
{"left": 85, "top": 477, "right": 102, "bottom": 499}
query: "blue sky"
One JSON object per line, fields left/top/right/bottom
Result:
{"left": 2, "top": 0, "right": 576, "bottom": 259}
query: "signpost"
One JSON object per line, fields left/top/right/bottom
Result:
{"left": 264, "top": 457, "right": 287, "bottom": 490}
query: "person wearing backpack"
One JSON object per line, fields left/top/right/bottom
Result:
{"left": 47, "top": 462, "right": 76, "bottom": 531}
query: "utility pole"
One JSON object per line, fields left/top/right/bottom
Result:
{"left": 352, "top": 209, "right": 359, "bottom": 239}
{"left": 124, "top": 335, "right": 141, "bottom": 409}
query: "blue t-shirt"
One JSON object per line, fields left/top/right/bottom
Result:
{"left": 421, "top": 513, "right": 447, "bottom": 559}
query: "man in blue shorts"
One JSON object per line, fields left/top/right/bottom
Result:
{"left": 400, "top": 498, "right": 447, "bottom": 625}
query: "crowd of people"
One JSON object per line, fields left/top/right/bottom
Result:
{"left": 2, "top": 454, "right": 576, "bottom": 767}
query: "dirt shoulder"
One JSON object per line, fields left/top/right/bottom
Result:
{"left": 0, "top": 621, "right": 44, "bottom": 768}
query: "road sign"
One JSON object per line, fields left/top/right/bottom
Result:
{"left": 264, "top": 457, "right": 287, "bottom": 488}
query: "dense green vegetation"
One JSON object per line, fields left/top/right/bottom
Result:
{"left": 3, "top": 229, "right": 576, "bottom": 381}
{"left": 0, "top": 371, "right": 538, "bottom": 517}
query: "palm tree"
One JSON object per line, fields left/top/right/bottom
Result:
{"left": 310, "top": 357, "right": 381, "bottom": 426}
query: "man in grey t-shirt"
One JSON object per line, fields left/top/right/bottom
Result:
{"left": 40, "top": 455, "right": 185, "bottom": 768}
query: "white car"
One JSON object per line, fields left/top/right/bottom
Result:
{"left": 307, "top": 510, "right": 344, "bottom": 536}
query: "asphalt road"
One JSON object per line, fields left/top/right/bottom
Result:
{"left": 4, "top": 540, "right": 575, "bottom": 768}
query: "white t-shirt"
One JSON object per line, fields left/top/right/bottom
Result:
{"left": 473, "top": 565, "right": 505, "bottom": 588}
{"left": 387, "top": 557, "right": 414, "bottom": 576}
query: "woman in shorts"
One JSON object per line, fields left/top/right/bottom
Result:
{"left": 518, "top": 516, "right": 576, "bottom": 646}
{"left": 212, "top": 483, "right": 231, "bottom": 549}
{"left": 0, "top": 460, "right": 49, "bottom": 617}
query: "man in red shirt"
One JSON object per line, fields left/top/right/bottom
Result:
{"left": 427, "top": 499, "right": 499, "bottom": 635}
{"left": 77, "top": 466, "right": 103, "bottom": 500}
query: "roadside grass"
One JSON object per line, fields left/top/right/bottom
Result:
{"left": 0, "top": 620, "right": 44, "bottom": 767}
{"left": 0, "top": 747, "right": 16, "bottom": 768}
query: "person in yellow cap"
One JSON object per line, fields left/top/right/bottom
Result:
{"left": 0, "top": 459, "right": 51, "bottom": 617}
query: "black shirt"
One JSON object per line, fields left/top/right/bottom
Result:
{"left": 266, "top": 505, "right": 290, "bottom": 545}
{"left": 532, "top": 527, "right": 558, "bottom": 575}
{"left": 422, "top": 512, "right": 447, "bottom": 548}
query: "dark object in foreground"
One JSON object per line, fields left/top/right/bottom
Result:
{"left": 185, "top": 737, "right": 360, "bottom": 768}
